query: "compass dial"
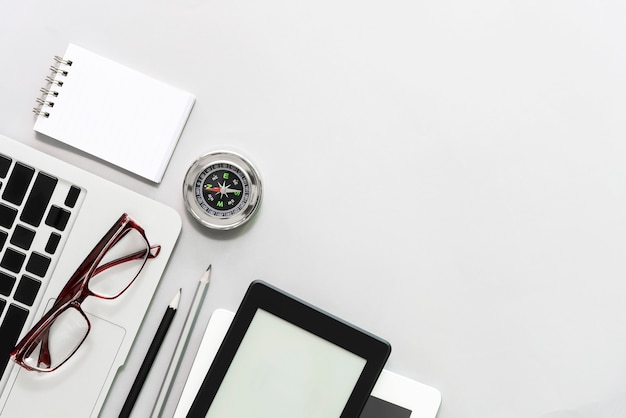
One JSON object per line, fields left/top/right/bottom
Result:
{"left": 184, "top": 151, "right": 262, "bottom": 230}
{"left": 196, "top": 163, "right": 249, "bottom": 217}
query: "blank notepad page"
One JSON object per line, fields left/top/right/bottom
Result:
{"left": 34, "top": 43, "right": 195, "bottom": 183}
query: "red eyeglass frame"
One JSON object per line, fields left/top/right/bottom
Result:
{"left": 10, "top": 213, "right": 160, "bottom": 372}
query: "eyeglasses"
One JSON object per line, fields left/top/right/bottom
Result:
{"left": 10, "top": 213, "right": 160, "bottom": 372}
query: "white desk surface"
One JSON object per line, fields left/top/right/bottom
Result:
{"left": 2, "top": 1, "right": 625, "bottom": 417}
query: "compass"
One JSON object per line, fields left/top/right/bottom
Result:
{"left": 183, "top": 150, "right": 263, "bottom": 230}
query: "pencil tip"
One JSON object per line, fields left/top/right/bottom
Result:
{"left": 170, "top": 289, "right": 181, "bottom": 309}
{"left": 200, "top": 264, "right": 212, "bottom": 283}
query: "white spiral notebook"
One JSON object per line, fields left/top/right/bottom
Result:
{"left": 33, "top": 43, "right": 195, "bottom": 183}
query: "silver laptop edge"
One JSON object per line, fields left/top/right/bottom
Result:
{"left": 0, "top": 134, "right": 181, "bottom": 417}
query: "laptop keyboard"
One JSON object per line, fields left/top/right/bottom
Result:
{"left": 0, "top": 153, "right": 83, "bottom": 379}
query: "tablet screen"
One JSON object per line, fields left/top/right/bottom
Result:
{"left": 204, "top": 309, "right": 367, "bottom": 417}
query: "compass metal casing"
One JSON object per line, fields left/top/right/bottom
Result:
{"left": 183, "top": 150, "right": 262, "bottom": 230}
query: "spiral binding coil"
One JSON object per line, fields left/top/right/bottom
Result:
{"left": 33, "top": 55, "right": 72, "bottom": 118}
{"left": 53, "top": 55, "right": 73, "bottom": 66}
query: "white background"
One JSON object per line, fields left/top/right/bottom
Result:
{"left": 1, "top": 1, "right": 626, "bottom": 417}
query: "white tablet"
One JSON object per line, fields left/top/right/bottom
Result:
{"left": 186, "top": 281, "right": 392, "bottom": 417}
{"left": 175, "top": 309, "right": 441, "bottom": 418}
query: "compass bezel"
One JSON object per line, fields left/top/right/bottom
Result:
{"left": 183, "top": 150, "right": 262, "bottom": 230}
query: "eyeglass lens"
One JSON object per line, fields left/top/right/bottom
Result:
{"left": 23, "top": 306, "right": 88, "bottom": 370}
{"left": 89, "top": 228, "right": 150, "bottom": 298}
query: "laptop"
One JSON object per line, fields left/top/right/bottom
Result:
{"left": 174, "top": 309, "right": 442, "bottom": 418}
{"left": 0, "top": 134, "right": 181, "bottom": 417}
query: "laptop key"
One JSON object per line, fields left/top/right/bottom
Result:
{"left": 0, "top": 230, "right": 7, "bottom": 252}
{"left": 0, "top": 272, "right": 16, "bottom": 296}
{"left": 14, "top": 275, "right": 41, "bottom": 306}
{"left": 0, "top": 155, "right": 10, "bottom": 178}
{"left": 65, "top": 185, "right": 81, "bottom": 208}
{"left": 20, "top": 172, "right": 58, "bottom": 227}
{"left": 25, "top": 252, "right": 51, "bottom": 277}
{"left": 45, "top": 232, "right": 62, "bottom": 254}
{"left": 10, "top": 225, "right": 36, "bottom": 250}
{"left": 0, "top": 204, "right": 17, "bottom": 229}
{"left": 45, "top": 205, "right": 71, "bottom": 231}
{"left": 0, "top": 303, "right": 29, "bottom": 379}
{"left": 2, "top": 163, "right": 34, "bottom": 206}
{"left": 0, "top": 248, "right": 26, "bottom": 273}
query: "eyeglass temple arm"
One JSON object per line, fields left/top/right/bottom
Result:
{"left": 92, "top": 245, "right": 161, "bottom": 276}
{"left": 51, "top": 244, "right": 161, "bottom": 308}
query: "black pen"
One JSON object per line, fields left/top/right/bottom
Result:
{"left": 119, "top": 289, "right": 181, "bottom": 418}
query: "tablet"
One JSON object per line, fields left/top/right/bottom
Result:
{"left": 186, "top": 281, "right": 392, "bottom": 418}
{"left": 175, "top": 310, "right": 442, "bottom": 418}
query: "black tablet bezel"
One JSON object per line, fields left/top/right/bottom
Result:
{"left": 187, "top": 280, "right": 391, "bottom": 418}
